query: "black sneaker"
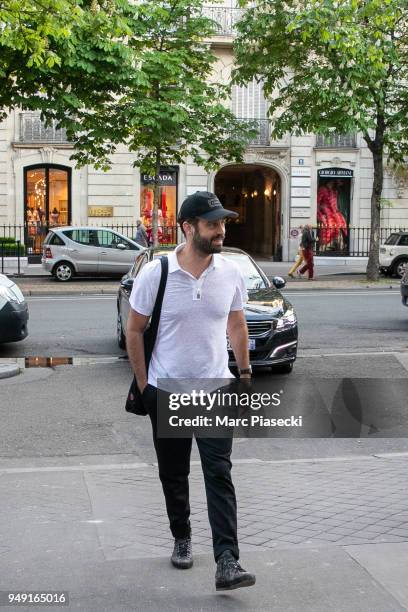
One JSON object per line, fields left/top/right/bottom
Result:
{"left": 171, "top": 537, "right": 193, "bottom": 569}
{"left": 215, "top": 550, "right": 256, "bottom": 591}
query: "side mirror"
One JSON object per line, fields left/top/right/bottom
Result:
{"left": 120, "top": 278, "right": 134, "bottom": 292}
{"left": 272, "top": 276, "right": 286, "bottom": 290}
{"left": 116, "top": 243, "right": 128, "bottom": 250}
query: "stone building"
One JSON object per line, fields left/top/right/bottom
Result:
{"left": 0, "top": 1, "right": 407, "bottom": 261}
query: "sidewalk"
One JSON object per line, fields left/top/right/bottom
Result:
{"left": 0, "top": 453, "right": 407, "bottom": 610}
{"left": 6, "top": 263, "right": 401, "bottom": 295}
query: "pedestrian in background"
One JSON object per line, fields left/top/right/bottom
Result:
{"left": 298, "top": 224, "right": 316, "bottom": 280}
{"left": 288, "top": 227, "right": 304, "bottom": 278}
{"left": 126, "top": 191, "right": 256, "bottom": 591}
{"left": 134, "top": 219, "right": 148, "bottom": 247}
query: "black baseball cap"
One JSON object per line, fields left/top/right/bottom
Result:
{"left": 178, "top": 191, "right": 238, "bottom": 222}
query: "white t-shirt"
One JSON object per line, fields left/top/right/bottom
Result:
{"left": 129, "top": 244, "right": 248, "bottom": 386}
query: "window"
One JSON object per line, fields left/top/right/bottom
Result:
{"left": 96, "top": 230, "right": 135, "bottom": 249}
{"left": 316, "top": 134, "right": 356, "bottom": 148}
{"left": 398, "top": 235, "right": 408, "bottom": 246}
{"left": 131, "top": 253, "right": 149, "bottom": 278}
{"left": 44, "top": 232, "right": 65, "bottom": 246}
{"left": 63, "top": 229, "right": 98, "bottom": 246}
{"left": 385, "top": 233, "right": 401, "bottom": 245}
{"left": 25, "top": 164, "right": 71, "bottom": 257}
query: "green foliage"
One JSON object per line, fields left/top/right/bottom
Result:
{"left": 0, "top": 239, "right": 25, "bottom": 255}
{"left": 234, "top": 0, "right": 407, "bottom": 158}
{"left": 0, "top": 0, "right": 133, "bottom": 122}
{"left": 68, "top": 0, "right": 256, "bottom": 176}
{"left": 234, "top": 0, "right": 408, "bottom": 279}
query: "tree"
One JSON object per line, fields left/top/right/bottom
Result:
{"left": 0, "top": 0, "right": 134, "bottom": 122}
{"left": 233, "top": 0, "right": 408, "bottom": 280}
{"left": 64, "top": 0, "right": 257, "bottom": 246}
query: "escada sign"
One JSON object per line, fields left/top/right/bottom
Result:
{"left": 141, "top": 172, "right": 177, "bottom": 186}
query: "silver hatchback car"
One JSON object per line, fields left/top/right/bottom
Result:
{"left": 42, "top": 226, "right": 144, "bottom": 281}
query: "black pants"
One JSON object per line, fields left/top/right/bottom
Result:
{"left": 143, "top": 384, "right": 239, "bottom": 562}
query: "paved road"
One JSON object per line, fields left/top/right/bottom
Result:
{"left": 0, "top": 289, "right": 406, "bottom": 358}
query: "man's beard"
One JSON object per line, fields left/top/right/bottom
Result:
{"left": 192, "top": 230, "right": 224, "bottom": 255}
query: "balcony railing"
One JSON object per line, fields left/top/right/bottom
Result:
{"left": 202, "top": 6, "right": 244, "bottom": 36}
{"left": 239, "top": 118, "right": 270, "bottom": 146}
{"left": 19, "top": 112, "right": 69, "bottom": 144}
{"left": 316, "top": 133, "right": 357, "bottom": 148}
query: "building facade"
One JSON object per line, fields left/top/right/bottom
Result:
{"left": 1, "top": 1, "right": 407, "bottom": 261}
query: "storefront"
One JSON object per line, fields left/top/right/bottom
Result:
{"left": 316, "top": 168, "right": 353, "bottom": 255}
{"left": 24, "top": 165, "right": 71, "bottom": 258}
{"left": 140, "top": 167, "right": 178, "bottom": 244}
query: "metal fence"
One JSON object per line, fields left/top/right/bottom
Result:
{"left": 314, "top": 226, "right": 408, "bottom": 257}
{"left": 1, "top": 224, "right": 407, "bottom": 269}
{"left": 0, "top": 223, "right": 178, "bottom": 263}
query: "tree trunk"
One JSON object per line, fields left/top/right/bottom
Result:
{"left": 366, "top": 148, "right": 384, "bottom": 281}
{"left": 365, "top": 111, "right": 385, "bottom": 282}
{"left": 152, "top": 147, "right": 161, "bottom": 248}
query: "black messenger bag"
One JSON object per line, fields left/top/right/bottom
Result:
{"left": 125, "top": 256, "right": 168, "bottom": 415}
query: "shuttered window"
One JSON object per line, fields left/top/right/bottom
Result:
{"left": 231, "top": 78, "right": 268, "bottom": 119}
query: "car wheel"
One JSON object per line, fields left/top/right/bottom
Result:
{"left": 53, "top": 262, "right": 74, "bottom": 282}
{"left": 117, "top": 311, "right": 126, "bottom": 350}
{"left": 272, "top": 362, "right": 293, "bottom": 374}
{"left": 393, "top": 258, "right": 408, "bottom": 279}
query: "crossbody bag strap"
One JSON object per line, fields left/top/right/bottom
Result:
{"left": 148, "top": 255, "right": 168, "bottom": 349}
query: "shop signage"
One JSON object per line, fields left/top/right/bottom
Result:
{"left": 292, "top": 167, "right": 311, "bottom": 177}
{"left": 88, "top": 206, "right": 114, "bottom": 217}
{"left": 292, "top": 176, "right": 311, "bottom": 188}
{"left": 291, "top": 197, "right": 310, "bottom": 208}
{"left": 318, "top": 168, "right": 353, "bottom": 178}
{"left": 291, "top": 208, "right": 310, "bottom": 218}
{"left": 141, "top": 171, "right": 177, "bottom": 186}
{"left": 290, "top": 228, "right": 300, "bottom": 238}
{"left": 291, "top": 187, "right": 311, "bottom": 198}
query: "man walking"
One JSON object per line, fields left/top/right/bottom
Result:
{"left": 134, "top": 218, "right": 149, "bottom": 247}
{"left": 298, "top": 223, "right": 316, "bottom": 280}
{"left": 126, "top": 191, "right": 256, "bottom": 591}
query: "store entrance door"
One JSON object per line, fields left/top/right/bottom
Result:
{"left": 25, "top": 165, "right": 71, "bottom": 262}
{"left": 214, "top": 164, "right": 282, "bottom": 259}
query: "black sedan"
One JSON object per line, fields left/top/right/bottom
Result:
{"left": 0, "top": 274, "right": 29, "bottom": 343}
{"left": 117, "top": 247, "right": 298, "bottom": 373}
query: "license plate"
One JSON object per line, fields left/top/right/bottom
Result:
{"left": 227, "top": 338, "right": 256, "bottom": 351}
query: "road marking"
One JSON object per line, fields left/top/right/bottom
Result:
{"left": 298, "top": 350, "right": 408, "bottom": 358}
{"left": 1, "top": 452, "right": 407, "bottom": 474}
{"left": 27, "top": 295, "right": 116, "bottom": 301}
{"left": 285, "top": 291, "right": 400, "bottom": 297}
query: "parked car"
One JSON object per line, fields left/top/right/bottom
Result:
{"left": 401, "top": 267, "right": 408, "bottom": 308}
{"left": 42, "top": 227, "right": 145, "bottom": 281}
{"left": 117, "top": 246, "right": 298, "bottom": 373}
{"left": 379, "top": 232, "right": 408, "bottom": 278}
{"left": 0, "top": 274, "right": 28, "bottom": 343}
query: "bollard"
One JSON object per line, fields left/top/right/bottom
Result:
{"left": 17, "top": 239, "right": 21, "bottom": 276}
{"left": 1, "top": 241, "right": 3, "bottom": 275}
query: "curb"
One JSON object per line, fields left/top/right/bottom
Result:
{"left": 0, "top": 364, "right": 21, "bottom": 379}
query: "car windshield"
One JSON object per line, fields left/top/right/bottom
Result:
{"left": 385, "top": 233, "right": 400, "bottom": 245}
{"left": 222, "top": 252, "right": 268, "bottom": 290}
{"left": 153, "top": 249, "right": 268, "bottom": 290}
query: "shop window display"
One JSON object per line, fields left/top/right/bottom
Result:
{"left": 25, "top": 166, "right": 70, "bottom": 256}
{"left": 140, "top": 169, "right": 177, "bottom": 244}
{"left": 316, "top": 170, "right": 352, "bottom": 254}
